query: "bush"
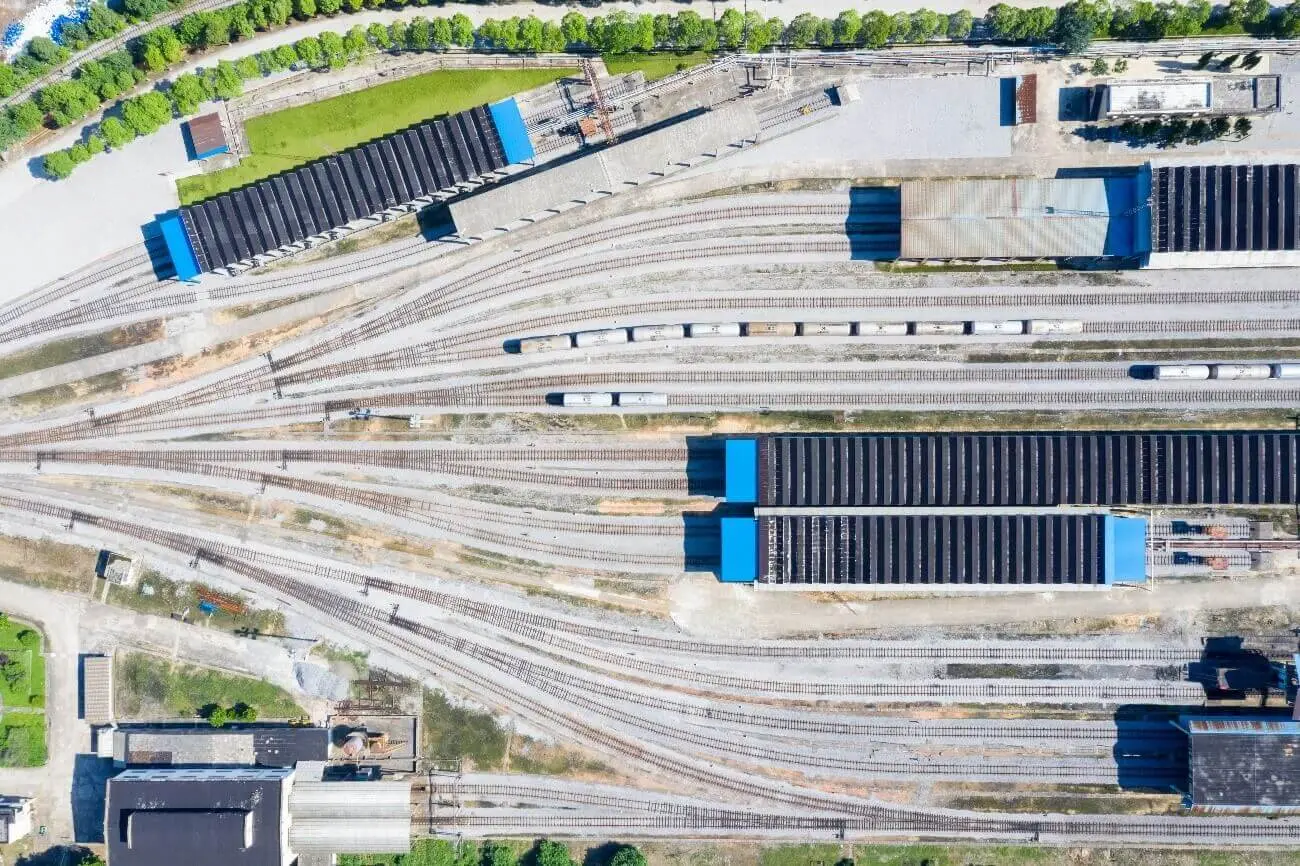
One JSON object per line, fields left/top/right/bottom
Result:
{"left": 610, "top": 847, "right": 647, "bottom": 866}
{"left": 99, "top": 116, "right": 135, "bottom": 148}
{"left": 43, "top": 149, "right": 76, "bottom": 179}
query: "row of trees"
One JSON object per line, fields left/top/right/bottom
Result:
{"left": 203, "top": 702, "right": 259, "bottom": 726}
{"left": 1077, "top": 114, "right": 1254, "bottom": 148}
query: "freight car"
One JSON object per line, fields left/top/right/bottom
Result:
{"left": 688, "top": 322, "right": 743, "bottom": 338}
{"left": 746, "top": 322, "right": 799, "bottom": 337}
{"left": 968, "top": 320, "right": 1025, "bottom": 335}
{"left": 1212, "top": 364, "right": 1273, "bottom": 380}
{"left": 1154, "top": 365, "right": 1212, "bottom": 380}
{"left": 632, "top": 324, "right": 686, "bottom": 342}
{"left": 911, "top": 321, "right": 965, "bottom": 336}
{"left": 561, "top": 393, "right": 615, "bottom": 407}
{"left": 617, "top": 392, "right": 670, "bottom": 407}
{"left": 574, "top": 328, "right": 629, "bottom": 348}
{"left": 1027, "top": 319, "right": 1084, "bottom": 335}
{"left": 800, "top": 322, "right": 853, "bottom": 336}
{"left": 1154, "top": 363, "right": 1299, "bottom": 380}
{"left": 519, "top": 334, "right": 574, "bottom": 353}
{"left": 856, "top": 322, "right": 909, "bottom": 336}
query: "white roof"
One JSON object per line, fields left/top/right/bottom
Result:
{"left": 1106, "top": 80, "right": 1211, "bottom": 116}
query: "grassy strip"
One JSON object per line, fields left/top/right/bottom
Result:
{"left": 603, "top": 51, "right": 712, "bottom": 82}
{"left": 0, "top": 618, "right": 45, "bottom": 709}
{"left": 0, "top": 711, "right": 47, "bottom": 767}
{"left": 0, "top": 320, "right": 162, "bottom": 381}
{"left": 114, "top": 650, "right": 306, "bottom": 720}
{"left": 177, "top": 67, "right": 571, "bottom": 205}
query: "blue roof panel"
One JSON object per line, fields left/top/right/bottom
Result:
{"left": 158, "top": 213, "right": 202, "bottom": 281}
{"left": 725, "top": 439, "right": 758, "bottom": 504}
{"left": 1104, "top": 515, "right": 1148, "bottom": 583}
{"left": 488, "top": 98, "right": 535, "bottom": 164}
{"left": 719, "top": 517, "right": 758, "bottom": 583}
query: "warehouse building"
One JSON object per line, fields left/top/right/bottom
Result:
{"left": 1183, "top": 719, "right": 1300, "bottom": 812}
{"left": 111, "top": 724, "right": 328, "bottom": 768}
{"left": 1146, "top": 161, "right": 1300, "bottom": 268}
{"left": 721, "top": 512, "right": 1148, "bottom": 587}
{"left": 898, "top": 176, "right": 1148, "bottom": 260}
{"left": 728, "top": 432, "right": 1300, "bottom": 508}
{"left": 1098, "top": 75, "right": 1281, "bottom": 120}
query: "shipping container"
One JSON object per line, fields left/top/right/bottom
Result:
{"left": 561, "top": 392, "right": 615, "bottom": 407}
{"left": 746, "top": 322, "right": 799, "bottom": 337}
{"left": 574, "top": 328, "right": 629, "bottom": 348}
{"left": 631, "top": 324, "right": 686, "bottom": 342}
{"left": 800, "top": 322, "right": 853, "bottom": 337}
{"left": 855, "top": 322, "right": 909, "bottom": 336}
{"left": 519, "top": 334, "right": 573, "bottom": 353}
{"left": 687, "top": 322, "right": 742, "bottom": 338}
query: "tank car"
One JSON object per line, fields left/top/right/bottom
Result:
{"left": 968, "top": 320, "right": 1026, "bottom": 336}
{"left": 561, "top": 392, "right": 615, "bottom": 407}
{"left": 574, "top": 328, "right": 629, "bottom": 348}
{"left": 1027, "top": 320, "right": 1085, "bottom": 335}
{"left": 631, "top": 324, "right": 686, "bottom": 342}
{"left": 519, "top": 334, "right": 574, "bottom": 353}
{"left": 911, "top": 321, "right": 965, "bottom": 336}
{"left": 800, "top": 322, "right": 852, "bottom": 337}
{"left": 1153, "top": 365, "right": 1212, "bottom": 380}
{"left": 1273, "top": 364, "right": 1300, "bottom": 379}
{"left": 687, "top": 322, "right": 742, "bottom": 338}
{"left": 617, "top": 392, "right": 669, "bottom": 407}
{"left": 746, "top": 322, "right": 799, "bottom": 337}
{"left": 856, "top": 322, "right": 909, "bottom": 336}
{"left": 1212, "top": 364, "right": 1273, "bottom": 380}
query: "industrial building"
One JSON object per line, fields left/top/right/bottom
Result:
{"left": 110, "top": 724, "right": 329, "bottom": 768}
{"left": 185, "top": 112, "right": 232, "bottom": 161}
{"left": 1183, "top": 719, "right": 1300, "bottom": 812}
{"left": 1097, "top": 75, "right": 1281, "bottom": 120}
{"left": 1146, "top": 161, "right": 1300, "bottom": 268}
{"left": 158, "top": 98, "right": 534, "bottom": 276}
{"left": 898, "top": 177, "right": 1148, "bottom": 260}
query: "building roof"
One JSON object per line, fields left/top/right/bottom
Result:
{"left": 288, "top": 762, "right": 411, "bottom": 854}
{"left": 186, "top": 112, "right": 229, "bottom": 160}
{"left": 1105, "top": 80, "right": 1210, "bottom": 116}
{"left": 753, "top": 432, "right": 1300, "bottom": 508}
{"left": 106, "top": 767, "right": 292, "bottom": 866}
{"left": 81, "top": 654, "right": 113, "bottom": 725}
{"left": 113, "top": 725, "right": 327, "bottom": 768}
{"left": 900, "top": 177, "right": 1143, "bottom": 258}
{"left": 1188, "top": 720, "right": 1300, "bottom": 811}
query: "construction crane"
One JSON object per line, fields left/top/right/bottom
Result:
{"left": 579, "top": 58, "right": 617, "bottom": 144}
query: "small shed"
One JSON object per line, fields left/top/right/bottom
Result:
{"left": 0, "top": 796, "right": 33, "bottom": 843}
{"left": 81, "top": 654, "right": 113, "bottom": 725}
{"left": 185, "top": 112, "right": 230, "bottom": 161}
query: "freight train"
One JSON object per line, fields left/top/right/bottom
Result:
{"left": 1153, "top": 364, "right": 1300, "bottom": 380}
{"left": 560, "top": 392, "right": 669, "bottom": 407}
{"left": 517, "top": 320, "right": 1084, "bottom": 353}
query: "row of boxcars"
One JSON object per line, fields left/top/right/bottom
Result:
{"left": 561, "top": 393, "right": 669, "bottom": 407}
{"left": 1154, "top": 364, "right": 1300, "bottom": 380}
{"left": 518, "top": 320, "right": 1086, "bottom": 353}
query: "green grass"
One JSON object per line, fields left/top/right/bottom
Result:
{"left": 422, "top": 687, "right": 508, "bottom": 768}
{"left": 101, "top": 568, "right": 286, "bottom": 635}
{"left": 177, "top": 67, "right": 573, "bottom": 205}
{"left": 603, "top": 51, "right": 712, "bottom": 81}
{"left": 0, "top": 321, "right": 161, "bottom": 381}
{"left": 0, "top": 617, "right": 44, "bottom": 709}
{"left": 114, "top": 650, "right": 306, "bottom": 720}
{"left": 0, "top": 711, "right": 47, "bottom": 767}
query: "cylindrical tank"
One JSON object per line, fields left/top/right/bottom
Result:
{"left": 746, "top": 322, "right": 799, "bottom": 337}
{"left": 631, "top": 324, "right": 685, "bottom": 342}
{"left": 1273, "top": 363, "right": 1300, "bottom": 379}
{"left": 1212, "top": 364, "right": 1273, "bottom": 380}
{"left": 1153, "top": 365, "right": 1212, "bottom": 380}
{"left": 1027, "top": 319, "right": 1085, "bottom": 335}
{"left": 617, "top": 392, "right": 669, "bottom": 407}
{"left": 573, "top": 328, "right": 629, "bottom": 348}
{"left": 561, "top": 392, "right": 615, "bottom": 407}
{"left": 342, "top": 731, "right": 368, "bottom": 758}
{"left": 519, "top": 334, "right": 573, "bottom": 353}
{"left": 800, "top": 322, "right": 852, "bottom": 337}
{"left": 968, "top": 320, "right": 1026, "bottom": 335}
{"left": 687, "top": 322, "right": 742, "bottom": 338}
{"left": 856, "top": 322, "right": 909, "bottom": 336}
{"left": 912, "top": 321, "right": 965, "bottom": 336}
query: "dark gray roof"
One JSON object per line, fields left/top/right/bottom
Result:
{"left": 1152, "top": 164, "right": 1300, "bottom": 254}
{"left": 1189, "top": 721, "right": 1300, "bottom": 809}
{"left": 106, "top": 768, "right": 289, "bottom": 866}
{"left": 253, "top": 727, "right": 328, "bottom": 767}
{"left": 758, "top": 432, "right": 1300, "bottom": 508}
{"left": 758, "top": 514, "right": 1104, "bottom": 586}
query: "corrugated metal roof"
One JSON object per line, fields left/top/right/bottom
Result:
{"left": 902, "top": 178, "right": 1111, "bottom": 219}
{"left": 289, "top": 819, "right": 412, "bottom": 853}
{"left": 901, "top": 216, "right": 1109, "bottom": 258}
{"left": 288, "top": 778, "right": 411, "bottom": 854}
{"left": 82, "top": 655, "right": 113, "bottom": 725}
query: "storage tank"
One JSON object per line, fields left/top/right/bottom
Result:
{"left": 800, "top": 322, "right": 852, "bottom": 337}
{"left": 1027, "top": 319, "right": 1084, "bottom": 335}
{"left": 912, "top": 321, "right": 965, "bottom": 336}
{"left": 561, "top": 393, "right": 615, "bottom": 407}
{"left": 968, "top": 320, "right": 1026, "bottom": 336}
{"left": 1153, "top": 365, "right": 1212, "bottom": 380}
{"left": 856, "top": 322, "right": 909, "bottom": 336}
{"left": 574, "top": 328, "right": 629, "bottom": 348}
{"left": 1273, "top": 364, "right": 1300, "bottom": 379}
{"left": 687, "top": 322, "right": 742, "bottom": 338}
{"left": 618, "top": 392, "right": 669, "bottom": 407}
{"left": 1212, "top": 364, "right": 1272, "bottom": 380}
{"left": 519, "top": 334, "right": 573, "bottom": 353}
{"left": 746, "top": 322, "right": 799, "bottom": 337}
{"left": 631, "top": 324, "right": 685, "bottom": 342}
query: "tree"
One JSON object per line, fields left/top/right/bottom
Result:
{"left": 1210, "top": 115, "right": 1232, "bottom": 138}
{"left": 168, "top": 72, "right": 208, "bottom": 114}
{"left": 1278, "top": 0, "right": 1300, "bottom": 32}
{"left": 1244, "top": 0, "right": 1273, "bottom": 24}
{"left": 947, "top": 9, "right": 974, "bottom": 39}
{"left": 293, "top": 0, "right": 315, "bottom": 20}
{"left": 208, "top": 59, "right": 244, "bottom": 98}
{"left": 480, "top": 841, "right": 515, "bottom": 866}
{"left": 1054, "top": 1, "right": 1098, "bottom": 51}
{"left": 815, "top": 17, "right": 836, "bottom": 46}
{"left": 1114, "top": 57, "right": 1129, "bottom": 72}
{"left": 208, "top": 706, "right": 230, "bottom": 726}
{"left": 1234, "top": 116, "right": 1253, "bottom": 138}
{"left": 8, "top": 100, "right": 43, "bottom": 136}
{"left": 860, "top": 10, "right": 893, "bottom": 46}
{"left": 121, "top": 91, "right": 173, "bottom": 136}
{"left": 318, "top": 0, "right": 341, "bottom": 13}
{"left": 36, "top": 80, "right": 100, "bottom": 127}
{"left": 450, "top": 13, "right": 474, "bottom": 46}
{"left": 986, "top": 3, "right": 1023, "bottom": 38}
{"left": 123, "top": 0, "right": 171, "bottom": 21}
{"left": 85, "top": 134, "right": 106, "bottom": 155}
{"left": 561, "top": 11, "right": 588, "bottom": 45}
{"left": 26, "top": 36, "right": 65, "bottom": 65}
{"left": 889, "top": 12, "right": 912, "bottom": 40}
{"left": 67, "top": 142, "right": 92, "bottom": 164}
{"left": 787, "top": 12, "right": 819, "bottom": 47}
{"left": 230, "top": 703, "right": 258, "bottom": 722}
{"left": 273, "top": 42, "right": 300, "bottom": 67}
{"left": 520, "top": 16, "right": 545, "bottom": 51}
{"left": 344, "top": 25, "right": 369, "bottom": 56}
{"left": 1186, "top": 118, "right": 1212, "bottom": 143}
{"left": 911, "top": 8, "right": 945, "bottom": 40}
{"left": 1090, "top": 57, "right": 1109, "bottom": 75}
{"left": 534, "top": 841, "right": 572, "bottom": 866}
{"left": 366, "top": 22, "right": 391, "bottom": 48}
{"left": 234, "top": 55, "right": 261, "bottom": 79}
{"left": 718, "top": 7, "right": 745, "bottom": 47}
{"left": 44, "top": 149, "right": 76, "bottom": 179}
{"left": 99, "top": 115, "right": 134, "bottom": 148}
{"left": 610, "top": 847, "right": 648, "bottom": 866}
{"left": 295, "top": 35, "right": 325, "bottom": 67}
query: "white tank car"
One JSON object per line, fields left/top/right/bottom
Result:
{"left": 574, "top": 328, "right": 629, "bottom": 348}
{"left": 800, "top": 322, "right": 853, "bottom": 337}
{"left": 1274, "top": 364, "right": 1300, "bottom": 379}
{"left": 687, "top": 322, "right": 742, "bottom": 338}
{"left": 912, "top": 321, "right": 965, "bottom": 336}
{"left": 519, "top": 334, "right": 574, "bottom": 353}
{"left": 618, "top": 392, "right": 669, "bottom": 407}
{"left": 856, "top": 322, "right": 909, "bottom": 336}
{"left": 746, "top": 322, "right": 798, "bottom": 337}
{"left": 631, "top": 324, "right": 686, "bottom": 342}
{"left": 1028, "top": 320, "right": 1084, "bottom": 335}
{"left": 1212, "top": 364, "right": 1273, "bottom": 380}
{"left": 968, "top": 320, "right": 1026, "bottom": 336}
{"left": 561, "top": 392, "right": 615, "bottom": 407}
{"left": 1153, "top": 365, "right": 1212, "bottom": 380}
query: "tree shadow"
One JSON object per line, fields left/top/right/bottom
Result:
{"left": 17, "top": 846, "right": 100, "bottom": 866}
